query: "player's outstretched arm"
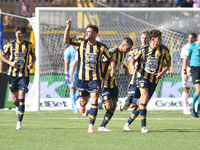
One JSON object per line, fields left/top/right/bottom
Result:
{"left": 69, "top": 60, "right": 78, "bottom": 83}
{"left": 63, "top": 16, "right": 72, "bottom": 44}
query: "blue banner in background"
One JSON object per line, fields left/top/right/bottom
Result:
{"left": 0, "top": 23, "right": 3, "bottom": 50}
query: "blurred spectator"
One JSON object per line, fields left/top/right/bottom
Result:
{"left": 193, "top": 0, "right": 200, "bottom": 7}
{"left": 3, "top": 10, "right": 15, "bottom": 29}
{"left": 21, "top": 0, "right": 30, "bottom": 16}
{"left": 93, "top": 0, "right": 106, "bottom": 7}
{"left": 178, "top": 0, "right": 194, "bottom": 16}
{"left": 174, "top": 0, "right": 184, "bottom": 6}
{"left": 178, "top": 0, "right": 194, "bottom": 7}
{"left": 28, "top": 11, "right": 35, "bottom": 30}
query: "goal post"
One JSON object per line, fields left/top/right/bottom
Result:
{"left": 30, "top": 7, "right": 200, "bottom": 111}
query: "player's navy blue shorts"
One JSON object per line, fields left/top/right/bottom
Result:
{"left": 191, "top": 66, "right": 200, "bottom": 85}
{"left": 127, "top": 77, "right": 140, "bottom": 98}
{"left": 129, "top": 74, "right": 133, "bottom": 82}
{"left": 9, "top": 76, "right": 29, "bottom": 93}
{"left": 78, "top": 80, "right": 101, "bottom": 98}
{"left": 136, "top": 76, "right": 157, "bottom": 99}
{"left": 101, "top": 86, "right": 118, "bottom": 103}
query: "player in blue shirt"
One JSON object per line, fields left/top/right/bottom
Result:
{"left": 64, "top": 36, "right": 79, "bottom": 113}
{"left": 183, "top": 34, "right": 200, "bottom": 117}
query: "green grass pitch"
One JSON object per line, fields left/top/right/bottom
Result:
{"left": 0, "top": 110, "right": 199, "bottom": 150}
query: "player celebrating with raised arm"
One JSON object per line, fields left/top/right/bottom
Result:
{"left": 63, "top": 16, "right": 116, "bottom": 133}
{"left": 181, "top": 33, "right": 197, "bottom": 115}
{"left": 0, "top": 25, "right": 36, "bottom": 129}
{"left": 183, "top": 33, "right": 200, "bottom": 117}
{"left": 97, "top": 37, "right": 133, "bottom": 131}
{"left": 123, "top": 29, "right": 171, "bottom": 133}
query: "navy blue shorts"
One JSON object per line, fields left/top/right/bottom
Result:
{"left": 78, "top": 80, "right": 101, "bottom": 98}
{"left": 127, "top": 77, "right": 140, "bottom": 98}
{"left": 9, "top": 76, "right": 29, "bottom": 93}
{"left": 101, "top": 86, "right": 118, "bottom": 103}
{"left": 136, "top": 76, "right": 157, "bottom": 99}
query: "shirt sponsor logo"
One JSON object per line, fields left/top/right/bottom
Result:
{"left": 14, "top": 52, "right": 26, "bottom": 57}
{"left": 145, "top": 57, "right": 159, "bottom": 74}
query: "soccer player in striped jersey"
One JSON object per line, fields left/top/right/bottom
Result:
{"left": 63, "top": 16, "right": 116, "bottom": 133}
{"left": 98, "top": 37, "right": 133, "bottom": 131}
{"left": 127, "top": 30, "right": 151, "bottom": 109}
{"left": 123, "top": 29, "right": 171, "bottom": 133}
{"left": 0, "top": 25, "right": 36, "bottom": 129}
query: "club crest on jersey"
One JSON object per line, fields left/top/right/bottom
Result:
{"left": 15, "top": 57, "right": 25, "bottom": 69}
{"left": 145, "top": 57, "right": 159, "bottom": 74}
{"left": 104, "top": 96, "right": 108, "bottom": 100}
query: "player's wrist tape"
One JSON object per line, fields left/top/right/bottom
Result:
{"left": 183, "top": 69, "right": 186, "bottom": 74}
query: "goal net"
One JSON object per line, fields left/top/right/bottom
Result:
{"left": 30, "top": 7, "right": 200, "bottom": 110}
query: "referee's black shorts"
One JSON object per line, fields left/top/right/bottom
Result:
{"left": 191, "top": 66, "right": 200, "bottom": 85}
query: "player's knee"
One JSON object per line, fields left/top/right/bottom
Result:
{"left": 105, "top": 102, "right": 112, "bottom": 110}
{"left": 12, "top": 98, "right": 18, "bottom": 104}
{"left": 129, "top": 103, "right": 135, "bottom": 108}
{"left": 80, "top": 100, "right": 87, "bottom": 106}
{"left": 19, "top": 92, "right": 25, "bottom": 99}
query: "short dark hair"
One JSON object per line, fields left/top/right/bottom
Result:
{"left": 123, "top": 37, "right": 133, "bottom": 46}
{"left": 86, "top": 24, "right": 98, "bottom": 34}
{"left": 189, "top": 33, "right": 197, "bottom": 39}
{"left": 14, "top": 25, "right": 26, "bottom": 34}
{"left": 150, "top": 29, "right": 161, "bottom": 39}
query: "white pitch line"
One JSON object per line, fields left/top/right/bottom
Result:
{"left": 0, "top": 117, "right": 197, "bottom": 121}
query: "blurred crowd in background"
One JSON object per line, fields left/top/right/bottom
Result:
{"left": 1, "top": 0, "right": 199, "bottom": 30}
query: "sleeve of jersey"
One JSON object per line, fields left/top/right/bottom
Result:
{"left": 185, "top": 44, "right": 192, "bottom": 58}
{"left": 70, "top": 38, "right": 81, "bottom": 50}
{"left": 165, "top": 49, "right": 171, "bottom": 62}
{"left": 30, "top": 44, "right": 35, "bottom": 56}
{"left": 103, "top": 47, "right": 112, "bottom": 61}
{"left": 129, "top": 48, "right": 137, "bottom": 57}
{"left": 132, "top": 50, "right": 141, "bottom": 61}
{"left": 101, "top": 55, "right": 108, "bottom": 63}
{"left": 3, "top": 43, "right": 10, "bottom": 55}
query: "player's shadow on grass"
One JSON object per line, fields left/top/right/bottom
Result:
{"left": 156, "top": 129, "right": 200, "bottom": 133}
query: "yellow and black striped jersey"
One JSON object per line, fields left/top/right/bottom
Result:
{"left": 3, "top": 40, "right": 35, "bottom": 77}
{"left": 102, "top": 47, "right": 126, "bottom": 88}
{"left": 132, "top": 43, "right": 171, "bottom": 84}
{"left": 70, "top": 38, "right": 112, "bottom": 81}
{"left": 128, "top": 45, "right": 142, "bottom": 73}
{"left": 128, "top": 46, "right": 142, "bottom": 58}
